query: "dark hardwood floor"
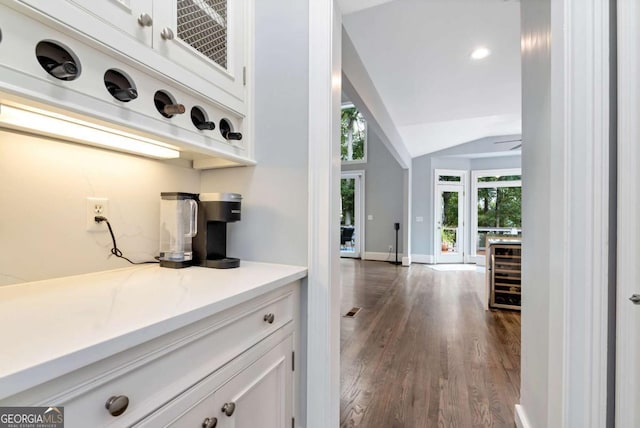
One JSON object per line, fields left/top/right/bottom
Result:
{"left": 340, "top": 259, "right": 521, "bottom": 428}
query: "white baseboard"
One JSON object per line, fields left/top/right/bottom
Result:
{"left": 363, "top": 252, "right": 400, "bottom": 262}
{"left": 411, "top": 254, "right": 434, "bottom": 264}
{"left": 515, "top": 404, "right": 532, "bottom": 428}
{"left": 402, "top": 256, "right": 411, "bottom": 266}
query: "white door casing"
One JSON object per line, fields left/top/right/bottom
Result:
{"left": 433, "top": 169, "right": 466, "bottom": 264}
{"left": 616, "top": 0, "right": 640, "bottom": 426}
{"left": 518, "top": 0, "right": 611, "bottom": 426}
{"left": 307, "top": 0, "right": 341, "bottom": 427}
{"left": 435, "top": 184, "right": 464, "bottom": 264}
{"left": 340, "top": 171, "right": 365, "bottom": 259}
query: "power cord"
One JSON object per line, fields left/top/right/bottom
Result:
{"left": 94, "top": 216, "right": 159, "bottom": 265}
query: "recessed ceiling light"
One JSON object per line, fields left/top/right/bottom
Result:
{"left": 471, "top": 47, "right": 491, "bottom": 60}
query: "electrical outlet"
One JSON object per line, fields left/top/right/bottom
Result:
{"left": 388, "top": 245, "right": 393, "bottom": 251}
{"left": 86, "top": 197, "right": 109, "bottom": 232}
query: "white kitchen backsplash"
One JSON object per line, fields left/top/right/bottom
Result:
{"left": 0, "top": 130, "right": 200, "bottom": 285}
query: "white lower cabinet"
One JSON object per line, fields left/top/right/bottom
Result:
{"left": 138, "top": 334, "right": 293, "bottom": 428}
{"left": 0, "top": 282, "right": 298, "bottom": 428}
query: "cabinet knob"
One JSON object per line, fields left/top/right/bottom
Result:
{"left": 137, "top": 13, "right": 153, "bottom": 27}
{"left": 221, "top": 402, "right": 236, "bottom": 417}
{"left": 202, "top": 417, "right": 218, "bottom": 428}
{"left": 105, "top": 395, "right": 129, "bottom": 417}
{"left": 263, "top": 313, "right": 275, "bottom": 324}
{"left": 161, "top": 27, "right": 175, "bottom": 40}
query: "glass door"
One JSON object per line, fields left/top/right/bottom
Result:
{"left": 435, "top": 185, "right": 464, "bottom": 263}
{"left": 341, "top": 172, "right": 363, "bottom": 258}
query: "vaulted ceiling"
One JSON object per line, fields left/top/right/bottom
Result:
{"left": 338, "top": 0, "right": 522, "bottom": 159}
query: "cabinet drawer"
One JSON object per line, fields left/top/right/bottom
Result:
{"left": 42, "top": 292, "right": 294, "bottom": 428}
{"left": 136, "top": 333, "right": 293, "bottom": 428}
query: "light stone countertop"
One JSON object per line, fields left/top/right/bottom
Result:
{"left": 0, "top": 261, "right": 307, "bottom": 399}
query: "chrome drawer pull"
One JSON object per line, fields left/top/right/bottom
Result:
{"left": 202, "top": 417, "right": 218, "bottom": 428}
{"left": 263, "top": 313, "right": 275, "bottom": 324}
{"left": 221, "top": 402, "right": 236, "bottom": 417}
{"left": 105, "top": 395, "right": 129, "bottom": 416}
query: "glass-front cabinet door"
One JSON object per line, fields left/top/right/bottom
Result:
{"left": 154, "top": 0, "right": 247, "bottom": 104}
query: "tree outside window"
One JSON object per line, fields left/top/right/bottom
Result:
{"left": 341, "top": 106, "right": 366, "bottom": 162}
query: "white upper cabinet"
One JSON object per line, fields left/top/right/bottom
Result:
{"left": 1, "top": 0, "right": 254, "bottom": 167}
{"left": 66, "top": 0, "right": 155, "bottom": 47}
{"left": 154, "top": 0, "right": 247, "bottom": 103}
{"left": 13, "top": 0, "right": 250, "bottom": 113}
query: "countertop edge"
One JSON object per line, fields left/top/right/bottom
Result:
{"left": 0, "top": 266, "right": 307, "bottom": 400}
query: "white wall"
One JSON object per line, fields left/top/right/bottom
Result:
{"left": 199, "top": 0, "right": 309, "bottom": 267}
{"left": 199, "top": 1, "right": 310, "bottom": 426}
{"left": 0, "top": 130, "right": 200, "bottom": 285}
{"left": 520, "top": 0, "right": 560, "bottom": 428}
{"left": 341, "top": 32, "right": 411, "bottom": 168}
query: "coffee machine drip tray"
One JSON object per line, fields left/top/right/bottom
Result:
{"left": 204, "top": 257, "right": 240, "bottom": 269}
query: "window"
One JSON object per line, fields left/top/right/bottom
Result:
{"left": 471, "top": 169, "right": 522, "bottom": 259}
{"left": 438, "top": 175, "right": 462, "bottom": 182}
{"left": 341, "top": 104, "right": 366, "bottom": 162}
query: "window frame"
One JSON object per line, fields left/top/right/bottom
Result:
{"left": 470, "top": 168, "right": 522, "bottom": 263}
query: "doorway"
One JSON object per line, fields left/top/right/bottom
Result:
{"left": 340, "top": 171, "right": 364, "bottom": 258}
{"left": 434, "top": 170, "right": 466, "bottom": 264}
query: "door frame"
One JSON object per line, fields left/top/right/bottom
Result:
{"left": 616, "top": 0, "right": 638, "bottom": 426}
{"left": 517, "top": 0, "right": 612, "bottom": 427}
{"left": 308, "top": 0, "right": 612, "bottom": 427}
{"left": 434, "top": 184, "right": 464, "bottom": 263}
{"left": 433, "top": 169, "right": 467, "bottom": 264}
{"left": 307, "top": 1, "right": 342, "bottom": 426}
{"left": 340, "top": 170, "right": 365, "bottom": 258}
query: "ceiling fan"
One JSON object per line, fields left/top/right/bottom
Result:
{"left": 494, "top": 138, "right": 522, "bottom": 150}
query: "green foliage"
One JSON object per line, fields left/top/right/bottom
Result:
{"left": 438, "top": 175, "right": 462, "bottom": 182}
{"left": 440, "top": 191, "right": 459, "bottom": 247}
{"left": 442, "top": 191, "right": 459, "bottom": 227}
{"left": 478, "top": 175, "right": 521, "bottom": 182}
{"left": 442, "top": 229, "right": 457, "bottom": 246}
{"left": 477, "top": 186, "right": 522, "bottom": 228}
{"left": 341, "top": 178, "right": 355, "bottom": 225}
{"left": 341, "top": 107, "right": 366, "bottom": 161}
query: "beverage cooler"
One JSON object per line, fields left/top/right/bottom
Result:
{"left": 486, "top": 241, "right": 522, "bottom": 310}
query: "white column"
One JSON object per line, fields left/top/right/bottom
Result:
{"left": 307, "top": 1, "right": 341, "bottom": 427}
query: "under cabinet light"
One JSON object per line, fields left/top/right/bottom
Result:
{"left": 0, "top": 104, "right": 180, "bottom": 159}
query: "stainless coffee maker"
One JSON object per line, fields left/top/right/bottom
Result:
{"left": 158, "top": 192, "right": 198, "bottom": 268}
{"left": 193, "top": 193, "right": 242, "bottom": 269}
